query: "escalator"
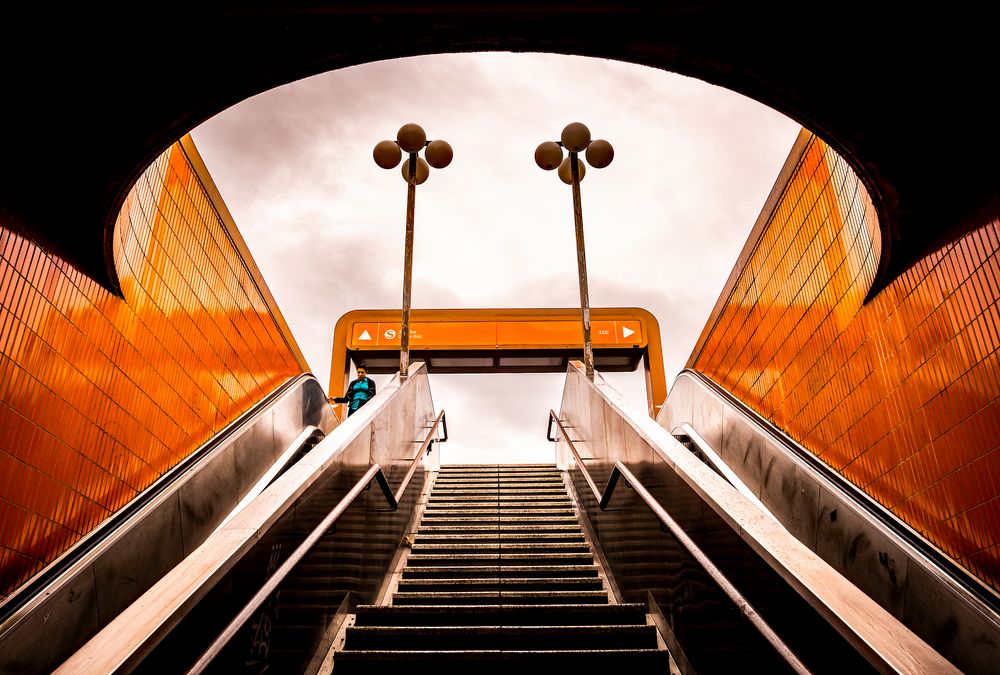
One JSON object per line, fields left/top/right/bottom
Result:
{"left": 20, "top": 362, "right": 976, "bottom": 673}
{"left": 0, "top": 373, "right": 334, "bottom": 675}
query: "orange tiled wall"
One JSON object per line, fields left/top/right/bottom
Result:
{"left": 0, "top": 140, "right": 303, "bottom": 597}
{"left": 691, "top": 133, "right": 999, "bottom": 592}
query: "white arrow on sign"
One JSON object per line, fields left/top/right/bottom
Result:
{"left": 359, "top": 330, "right": 372, "bottom": 341}
{"left": 622, "top": 326, "right": 635, "bottom": 338}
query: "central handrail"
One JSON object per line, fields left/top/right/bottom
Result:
{"left": 374, "top": 409, "right": 448, "bottom": 508}
{"left": 547, "top": 410, "right": 810, "bottom": 675}
{"left": 673, "top": 422, "right": 778, "bottom": 524}
{"left": 188, "top": 409, "right": 447, "bottom": 674}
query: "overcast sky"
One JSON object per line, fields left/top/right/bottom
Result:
{"left": 190, "top": 52, "right": 800, "bottom": 464}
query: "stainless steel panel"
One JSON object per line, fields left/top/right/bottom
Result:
{"left": 692, "top": 385, "right": 724, "bottom": 450}
{"left": 93, "top": 494, "right": 185, "bottom": 624}
{"left": 179, "top": 442, "right": 239, "bottom": 552}
{"left": 815, "top": 485, "right": 907, "bottom": 616}
{"left": 232, "top": 413, "right": 278, "bottom": 494}
{"left": 0, "top": 566, "right": 100, "bottom": 674}
{"left": 758, "top": 438, "right": 820, "bottom": 548}
{"left": 663, "top": 376, "right": 693, "bottom": 434}
{"left": 661, "top": 369, "right": 999, "bottom": 674}
{"left": 722, "top": 404, "right": 764, "bottom": 498}
{"left": 903, "top": 562, "right": 1000, "bottom": 675}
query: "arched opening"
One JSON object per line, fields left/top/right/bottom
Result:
{"left": 5, "top": 6, "right": 995, "bottom": 298}
{"left": 187, "top": 52, "right": 802, "bottom": 462}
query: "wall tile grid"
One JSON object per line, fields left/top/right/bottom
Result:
{"left": 692, "top": 135, "right": 1000, "bottom": 592}
{"left": 0, "top": 142, "right": 302, "bottom": 598}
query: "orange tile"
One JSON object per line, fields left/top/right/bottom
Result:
{"left": 0, "top": 142, "right": 301, "bottom": 596}
{"left": 692, "top": 135, "right": 1000, "bottom": 592}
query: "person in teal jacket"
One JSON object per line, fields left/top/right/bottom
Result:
{"left": 336, "top": 366, "right": 376, "bottom": 417}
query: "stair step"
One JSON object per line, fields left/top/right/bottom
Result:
{"left": 414, "top": 533, "right": 585, "bottom": 543}
{"left": 434, "top": 477, "right": 563, "bottom": 482}
{"left": 434, "top": 474, "right": 562, "bottom": 478}
{"left": 428, "top": 494, "right": 567, "bottom": 500}
{"left": 405, "top": 553, "right": 595, "bottom": 566}
{"left": 421, "top": 510, "right": 576, "bottom": 517}
{"left": 432, "top": 485, "right": 566, "bottom": 490}
{"left": 434, "top": 475, "right": 564, "bottom": 480}
{"left": 332, "top": 649, "right": 670, "bottom": 672}
{"left": 396, "top": 577, "right": 604, "bottom": 592}
{"left": 410, "top": 543, "right": 590, "bottom": 554}
{"left": 417, "top": 519, "right": 577, "bottom": 525}
{"left": 343, "top": 624, "right": 659, "bottom": 650}
{"left": 430, "top": 487, "right": 565, "bottom": 492}
{"left": 423, "top": 505, "right": 575, "bottom": 512}
{"left": 392, "top": 590, "right": 609, "bottom": 605}
{"left": 432, "top": 480, "right": 563, "bottom": 484}
{"left": 438, "top": 466, "right": 560, "bottom": 470}
{"left": 414, "top": 525, "right": 579, "bottom": 531}
{"left": 417, "top": 525, "right": 583, "bottom": 534}
{"left": 401, "top": 565, "right": 599, "bottom": 579}
{"left": 427, "top": 492, "right": 573, "bottom": 506}
{"left": 354, "top": 603, "right": 649, "bottom": 626}
{"left": 428, "top": 496, "right": 572, "bottom": 502}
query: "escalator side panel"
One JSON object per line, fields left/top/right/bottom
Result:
{"left": 663, "top": 369, "right": 1000, "bottom": 675}
{"left": 59, "top": 364, "right": 435, "bottom": 674}
{"left": 0, "top": 375, "right": 330, "bottom": 675}
{"left": 557, "top": 362, "right": 957, "bottom": 674}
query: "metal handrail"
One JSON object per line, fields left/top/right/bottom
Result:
{"left": 547, "top": 409, "right": 810, "bottom": 675}
{"left": 374, "top": 409, "right": 447, "bottom": 508}
{"left": 673, "top": 422, "right": 778, "bottom": 524}
{"left": 188, "top": 409, "right": 447, "bottom": 674}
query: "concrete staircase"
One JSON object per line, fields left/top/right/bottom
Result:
{"left": 332, "top": 464, "right": 670, "bottom": 672}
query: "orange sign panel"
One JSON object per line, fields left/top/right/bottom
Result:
{"left": 497, "top": 321, "right": 581, "bottom": 346}
{"left": 597, "top": 321, "right": 644, "bottom": 345}
{"left": 351, "top": 319, "right": 643, "bottom": 349}
{"left": 352, "top": 322, "right": 496, "bottom": 348}
{"left": 333, "top": 307, "right": 664, "bottom": 418}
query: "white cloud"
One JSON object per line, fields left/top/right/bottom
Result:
{"left": 191, "top": 52, "right": 800, "bottom": 463}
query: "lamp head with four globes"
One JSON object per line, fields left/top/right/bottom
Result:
{"left": 535, "top": 123, "right": 614, "bottom": 184}
{"left": 373, "top": 124, "right": 452, "bottom": 185}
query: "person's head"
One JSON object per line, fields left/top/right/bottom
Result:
{"left": 357, "top": 366, "right": 367, "bottom": 379}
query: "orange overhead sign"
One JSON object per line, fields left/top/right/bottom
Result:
{"left": 351, "top": 321, "right": 496, "bottom": 348}
{"left": 497, "top": 320, "right": 643, "bottom": 347}
{"left": 331, "top": 308, "right": 665, "bottom": 418}
{"left": 350, "top": 319, "right": 644, "bottom": 349}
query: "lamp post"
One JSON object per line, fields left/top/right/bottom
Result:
{"left": 373, "top": 124, "right": 453, "bottom": 383}
{"left": 535, "top": 123, "right": 614, "bottom": 381}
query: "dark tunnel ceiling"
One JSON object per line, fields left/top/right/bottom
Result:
{"left": 1, "top": 4, "right": 997, "bottom": 299}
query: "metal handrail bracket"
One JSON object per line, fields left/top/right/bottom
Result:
{"left": 375, "top": 410, "right": 447, "bottom": 509}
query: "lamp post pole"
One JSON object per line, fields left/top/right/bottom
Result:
{"left": 400, "top": 152, "right": 417, "bottom": 382}
{"left": 373, "top": 124, "right": 452, "bottom": 384}
{"left": 536, "top": 123, "right": 614, "bottom": 381}
{"left": 568, "top": 151, "right": 594, "bottom": 381}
